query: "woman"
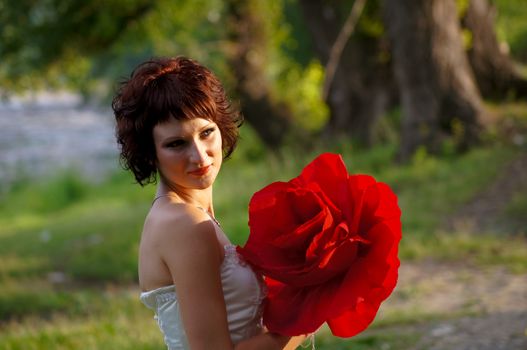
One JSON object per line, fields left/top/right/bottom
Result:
{"left": 112, "top": 56, "right": 307, "bottom": 349}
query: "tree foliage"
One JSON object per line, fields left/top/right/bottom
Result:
{"left": 0, "top": 0, "right": 152, "bottom": 91}
{"left": 1, "top": 0, "right": 526, "bottom": 158}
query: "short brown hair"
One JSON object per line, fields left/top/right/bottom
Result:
{"left": 112, "top": 56, "right": 242, "bottom": 186}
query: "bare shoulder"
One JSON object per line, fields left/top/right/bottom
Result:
{"left": 145, "top": 202, "right": 210, "bottom": 236}
{"left": 144, "top": 203, "right": 221, "bottom": 264}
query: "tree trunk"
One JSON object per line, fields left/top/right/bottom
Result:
{"left": 383, "top": 0, "right": 484, "bottom": 161}
{"left": 224, "top": 0, "right": 293, "bottom": 149}
{"left": 299, "top": 0, "right": 394, "bottom": 146}
{"left": 464, "top": 0, "right": 527, "bottom": 99}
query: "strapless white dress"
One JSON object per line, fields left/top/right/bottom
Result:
{"left": 140, "top": 244, "right": 267, "bottom": 350}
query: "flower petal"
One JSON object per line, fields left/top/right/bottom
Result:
{"left": 238, "top": 153, "right": 402, "bottom": 337}
{"left": 292, "top": 153, "right": 349, "bottom": 206}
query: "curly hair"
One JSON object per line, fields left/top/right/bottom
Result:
{"left": 112, "top": 56, "right": 243, "bottom": 186}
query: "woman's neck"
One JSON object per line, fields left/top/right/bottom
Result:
{"left": 155, "top": 181, "right": 214, "bottom": 215}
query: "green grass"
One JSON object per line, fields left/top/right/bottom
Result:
{"left": 495, "top": 0, "right": 527, "bottom": 61}
{"left": 314, "top": 324, "right": 421, "bottom": 350}
{"left": 1, "top": 117, "right": 526, "bottom": 348}
{"left": 0, "top": 288, "right": 163, "bottom": 350}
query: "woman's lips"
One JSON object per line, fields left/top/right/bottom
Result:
{"left": 189, "top": 165, "right": 211, "bottom": 176}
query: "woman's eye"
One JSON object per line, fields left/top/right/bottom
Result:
{"left": 167, "top": 140, "right": 185, "bottom": 148}
{"left": 202, "top": 128, "right": 215, "bottom": 137}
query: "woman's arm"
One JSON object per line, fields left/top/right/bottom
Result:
{"left": 155, "top": 205, "right": 306, "bottom": 350}
{"left": 156, "top": 207, "right": 232, "bottom": 349}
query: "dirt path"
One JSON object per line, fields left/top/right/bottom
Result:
{"left": 380, "top": 261, "right": 527, "bottom": 349}
{"left": 379, "top": 151, "right": 527, "bottom": 349}
{"left": 446, "top": 151, "right": 527, "bottom": 234}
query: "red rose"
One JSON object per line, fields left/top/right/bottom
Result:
{"left": 237, "top": 153, "right": 402, "bottom": 337}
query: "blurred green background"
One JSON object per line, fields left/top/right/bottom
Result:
{"left": 0, "top": 0, "right": 526, "bottom": 349}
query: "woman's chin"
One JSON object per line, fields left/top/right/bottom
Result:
{"left": 189, "top": 174, "right": 216, "bottom": 189}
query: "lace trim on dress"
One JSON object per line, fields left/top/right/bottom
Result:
{"left": 224, "top": 244, "right": 267, "bottom": 301}
{"left": 223, "top": 244, "right": 241, "bottom": 266}
{"left": 223, "top": 243, "right": 267, "bottom": 336}
{"left": 156, "top": 292, "right": 177, "bottom": 304}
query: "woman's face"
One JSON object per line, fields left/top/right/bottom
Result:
{"left": 153, "top": 117, "right": 223, "bottom": 191}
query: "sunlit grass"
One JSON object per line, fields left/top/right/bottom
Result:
{"left": 1, "top": 142, "right": 525, "bottom": 285}
{"left": 0, "top": 288, "right": 163, "bottom": 350}
{"left": 314, "top": 324, "right": 421, "bottom": 350}
{"left": 0, "top": 122, "right": 526, "bottom": 348}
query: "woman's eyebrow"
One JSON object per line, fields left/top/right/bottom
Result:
{"left": 199, "top": 123, "right": 215, "bottom": 130}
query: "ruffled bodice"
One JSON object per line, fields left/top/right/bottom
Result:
{"left": 140, "top": 244, "right": 266, "bottom": 350}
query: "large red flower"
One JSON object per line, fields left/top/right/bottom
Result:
{"left": 237, "top": 153, "right": 402, "bottom": 337}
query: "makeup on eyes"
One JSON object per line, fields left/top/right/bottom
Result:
{"left": 164, "top": 125, "right": 215, "bottom": 145}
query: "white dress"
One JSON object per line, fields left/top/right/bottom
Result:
{"left": 140, "top": 244, "right": 267, "bottom": 350}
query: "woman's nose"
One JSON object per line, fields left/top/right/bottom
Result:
{"left": 189, "top": 140, "right": 208, "bottom": 164}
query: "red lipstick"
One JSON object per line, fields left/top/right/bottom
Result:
{"left": 189, "top": 165, "right": 211, "bottom": 176}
